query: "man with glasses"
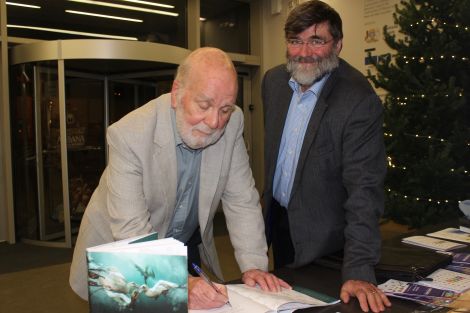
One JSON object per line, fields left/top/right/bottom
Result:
{"left": 262, "top": 1, "right": 391, "bottom": 312}
{"left": 70, "top": 47, "right": 288, "bottom": 309}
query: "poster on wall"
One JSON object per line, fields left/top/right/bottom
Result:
{"left": 364, "top": 0, "right": 402, "bottom": 96}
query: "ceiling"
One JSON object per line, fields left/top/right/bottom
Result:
{"left": 6, "top": 0, "right": 250, "bottom": 46}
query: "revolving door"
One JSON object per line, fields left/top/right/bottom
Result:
{"left": 9, "top": 40, "right": 254, "bottom": 247}
{"left": 9, "top": 40, "right": 186, "bottom": 247}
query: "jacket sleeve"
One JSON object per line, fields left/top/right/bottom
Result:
{"left": 104, "top": 124, "right": 154, "bottom": 240}
{"left": 220, "top": 111, "right": 269, "bottom": 273}
{"left": 341, "top": 93, "right": 386, "bottom": 284}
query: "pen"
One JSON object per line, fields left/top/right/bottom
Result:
{"left": 191, "top": 263, "right": 231, "bottom": 307}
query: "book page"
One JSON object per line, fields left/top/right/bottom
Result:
{"left": 86, "top": 232, "right": 159, "bottom": 251}
{"left": 87, "top": 237, "right": 186, "bottom": 255}
{"left": 189, "top": 284, "right": 338, "bottom": 313}
{"left": 227, "top": 284, "right": 333, "bottom": 311}
{"left": 188, "top": 286, "right": 270, "bottom": 313}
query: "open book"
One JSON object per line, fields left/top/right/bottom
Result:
{"left": 189, "top": 284, "right": 339, "bottom": 313}
{"left": 86, "top": 233, "right": 188, "bottom": 313}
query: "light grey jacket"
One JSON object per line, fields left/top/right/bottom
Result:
{"left": 69, "top": 93, "right": 268, "bottom": 300}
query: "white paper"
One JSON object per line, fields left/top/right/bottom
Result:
{"left": 420, "top": 269, "right": 470, "bottom": 293}
{"left": 402, "top": 235, "right": 466, "bottom": 251}
{"left": 189, "top": 284, "right": 339, "bottom": 313}
{"left": 427, "top": 228, "right": 470, "bottom": 244}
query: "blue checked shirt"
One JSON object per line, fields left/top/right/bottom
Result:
{"left": 165, "top": 109, "right": 202, "bottom": 243}
{"left": 273, "top": 74, "right": 330, "bottom": 208}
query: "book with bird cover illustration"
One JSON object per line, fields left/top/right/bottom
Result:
{"left": 86, "top": 233, "right": 187, "bottom": 313}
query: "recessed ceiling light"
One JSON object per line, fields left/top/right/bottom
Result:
{"left": 65, "top": 10, "right": 143, "bottom": 22}
{"left": 6, "top": 1, "right": 41, "bottom": 9}
{"left": 116, "top": 0, "right": 174, "bottom": 9}
{"left": 8, "top": 24, "right": 138, "bottom": 40}
{"left": 67, "top": 0, "right": 178, "bottom": 17}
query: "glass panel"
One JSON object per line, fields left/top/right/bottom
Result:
{"left": 200, "top": 0, "right": 250, "bottom": 54}
{"left": 10, "top": 61, "right": 68, "bottom": 241}
{"left": 37, "top": 64, "right": 66, "bottom": 240}
{"left": 10, "top": 63, "right": 39, "bottom": 240}
{"left": 6, "top": 0, "right": 187, "bottom": 47}
{"left": 10, "top": 57, "right": 179, "bottom": 243}
{"left": 108, "top": 81, "right": 139, "bottom": 125}
{"left": 108, "top": 78, "right": 173, "bottom": 124}
{"left": 64, "top": 75, "right": 106, "bottom": 228}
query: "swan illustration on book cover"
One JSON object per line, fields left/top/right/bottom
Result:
{"left": 86, "top": 235, "right": 188, "bottom": 313}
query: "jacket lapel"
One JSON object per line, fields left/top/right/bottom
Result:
{"left": 267, "top": 76, "right": 293, "bottom": 188}
{"left": 153, "top": 102, "right": 177, "bottom": 226}
{"left": 290, "top": 69, "right": 338, "bottom": 201}
{"left": 199, "top": 140, "right": 224, "bottom": 234}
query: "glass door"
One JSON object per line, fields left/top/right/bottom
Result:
{"left": 10, "top": 61, "right": 177, "bottom": 247}
{"left": 64, "top": 73, "right": 106, "bottom": 230}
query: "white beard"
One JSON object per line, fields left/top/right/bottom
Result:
{"left": 286, "top": 51, "right": 339, "bottom": 86}
{"left": 175, "top": 104, "right": 226, "bottom": 150}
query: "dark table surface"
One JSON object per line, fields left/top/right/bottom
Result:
{"left": 273, "top": 263, "right": 449, "bottom": 313}
{"left": 266, "top": 220, "right": 470, "bottom": 312}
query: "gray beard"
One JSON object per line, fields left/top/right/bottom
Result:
{"left": 286, "top": 52, "right": 339, "bottom": 87}
{"left": 175, "top": 104, "right": 225, "bottom": 150}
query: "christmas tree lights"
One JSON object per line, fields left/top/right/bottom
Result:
{"left": 369, "top": 0, "right": 470, "bottom": 227}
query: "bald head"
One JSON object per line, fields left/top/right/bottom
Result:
{"left": 170, "top": 47, "right": 238, "bottom": 149}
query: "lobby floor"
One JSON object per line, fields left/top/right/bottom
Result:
{"left": 0, "top": 215, "right": 410, "bottom": 313}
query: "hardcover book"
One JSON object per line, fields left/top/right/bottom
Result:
{"left": 86, "top": 233, "right": 188, "bottom": 313}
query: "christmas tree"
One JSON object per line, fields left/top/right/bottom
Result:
{"left": 369, "top": 0, "right": 470, "bottom": 228}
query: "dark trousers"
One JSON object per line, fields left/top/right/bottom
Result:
{"left": 186, "top": 228, "right": 202, "bottom": 276}
{"left": 268, "top": 200, "right": 295, "bottom": 269}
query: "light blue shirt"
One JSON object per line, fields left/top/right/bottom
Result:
{"left": 165, "top": 109, "right": 202, "bottom": 243}
{"left": 273, "top": 74, "right": 330, "bottom": 208}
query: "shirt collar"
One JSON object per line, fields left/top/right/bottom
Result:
{"left": 170, "top": 107, "right": 183, "bottom": 147}
{"left": 288, "top": 72, "right": 331, "bottom": 96}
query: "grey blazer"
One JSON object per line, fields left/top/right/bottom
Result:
{"left": 70, "top": 93, "right": 268, "bottom": 300}
{"left": 262, "top": 59, "right": 386, "bottom": 283}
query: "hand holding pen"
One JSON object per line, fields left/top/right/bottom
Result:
{"left": 191, "top": 263, "right": 232, "bottom": 307}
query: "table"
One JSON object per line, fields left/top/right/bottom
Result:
{"left": 273, "top": 262, "right": 449, "bottom": 313}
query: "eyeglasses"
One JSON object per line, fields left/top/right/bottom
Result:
{"left": 286, "top": 38, "right": 333, "bottom": 49}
